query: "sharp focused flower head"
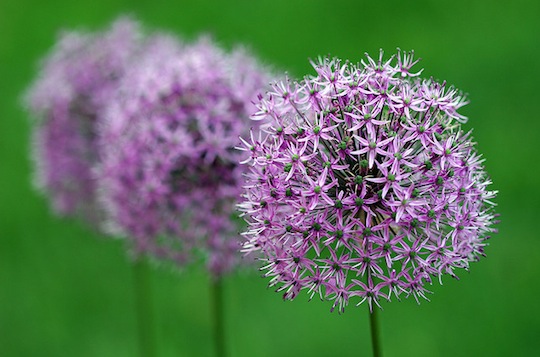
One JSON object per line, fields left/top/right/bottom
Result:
{"left": 240, "top": 50, "right": 498, "bottom": 312}
{"left": 25, "top": 17, "right": 143, "bottom": 220}
{"left": 98, "top": 35, "right": 271, "bottom": 277}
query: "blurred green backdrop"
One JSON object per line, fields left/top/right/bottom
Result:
{"left": 1, "top": 0, "right": 539, "bottom": 356}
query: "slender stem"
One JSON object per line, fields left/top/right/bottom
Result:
{"left": 133, "top": 257, "right": 155, "bottom": 357}
{"left": 368, "top": 308, "right": 382, "bottom": 357}
{"left": 211, "top": 277, "right": 226, "bottom": 357}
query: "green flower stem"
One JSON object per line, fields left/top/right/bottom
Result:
{"left": 211, "top": 277, "right": 226, "bottom": 357}
{"left": 368, "top": 307, "right": 382, "bottom": 357}
{"left": 133, "top": 257, "right": 155, "bottom": 357}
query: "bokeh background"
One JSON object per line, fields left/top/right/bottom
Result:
{"left": 1, "top": 0, "right": 539, "bottom": 356}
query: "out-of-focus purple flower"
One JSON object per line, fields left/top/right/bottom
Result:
{"left": 25, "top": 18, "right": 142, "bottom": 220}
{"left": 98, "top": 36, "right": 271, "bottom": 277}
{"left": 239, "top": 50, "right": 498, "bottom": 312}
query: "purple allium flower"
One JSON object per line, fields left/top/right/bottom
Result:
{"left": 98, "top": 36, "right": 271, "bottom": 277}
{"left": 25, "top": 18, "right": 142, "bottom": 220}
{"left": 239, "top": 50, "right": 498, "bottom": 312}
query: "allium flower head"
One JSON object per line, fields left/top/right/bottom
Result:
{"left": 240, "top": 50, "right": 498, "bottom": 312}
{"left": 25, "top": 18, "right": 142, "bottom": 220}
{"left": 99, "top": 36, "right": 271, "bottom": 276}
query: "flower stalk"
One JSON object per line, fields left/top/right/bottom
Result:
{"left": 211, "top": 277, "right": 226, "bottom": 357}
{"left": 133, "top": 257, "right": 155, "bottom": 357}
{"left": 369, "top": 308, "right": 382, "bottom": 357}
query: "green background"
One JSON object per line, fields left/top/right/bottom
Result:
{"left": 1, "top": 0, "right": 539, "bottom": 356}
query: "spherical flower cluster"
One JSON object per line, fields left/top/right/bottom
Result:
{"left": 25, "top": 18, "right": 142, "bottom": 220}
{"left": 239, "top": 50, "right": 498, "bottom": 312}
{"left": 99, "top": 36, "right": 271, "bottom": 276}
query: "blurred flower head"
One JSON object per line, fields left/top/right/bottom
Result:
{"left": 239, "top": 50, "right": 498, "bottom": 312}
{"left": 98, "top": 35, "right": 271, "bottom": 276}
{"left": 24, "top": 17, "right": 142, "bottom": 220}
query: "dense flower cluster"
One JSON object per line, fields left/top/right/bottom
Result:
{"left": 99, "top": 36, "right": 270, "bottom": 276}
{"left": 25, "top": 18, "right": 142, "bottom": 220}
{"left": 239, "top": 50, "right": 497, "bottom": 312}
